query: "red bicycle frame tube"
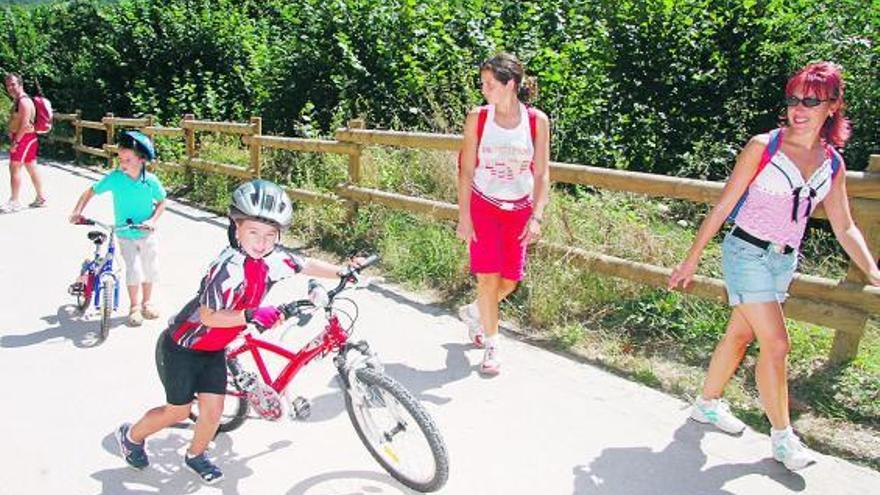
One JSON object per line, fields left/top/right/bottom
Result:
{"left": 226, "top": 314, "right": 349, "bottom": 395}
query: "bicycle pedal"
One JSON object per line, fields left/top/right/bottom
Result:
{"left": 290, "top": 396, "right": 311, "bottom": 420}
{"left": 68, "top": 282, "right": 84, "bottom": 296}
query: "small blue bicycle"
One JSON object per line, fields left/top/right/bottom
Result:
{"left": 68, "top": 217, "right": 149, "bottom": 343}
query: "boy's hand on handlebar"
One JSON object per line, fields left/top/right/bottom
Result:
{"left": 69, "top": 213, "right": 85, "bottom": 224}
{"left": 245, "top": 306, "right": 284, "bottom": 332}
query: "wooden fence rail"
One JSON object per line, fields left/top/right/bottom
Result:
{"left": 48, "top": 112, "right": 880, "bottom": 362}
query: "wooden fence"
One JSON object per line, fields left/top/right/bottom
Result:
{"left": 47, "top": 112, "right": 880, "bottom": 362}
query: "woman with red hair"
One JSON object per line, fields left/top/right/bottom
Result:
{"left": 668, "top": 62, "right": 880, "bottom": 471}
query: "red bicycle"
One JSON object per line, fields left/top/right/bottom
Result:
{"left": 189, "top": 255, "right": 449, "bottom": 493}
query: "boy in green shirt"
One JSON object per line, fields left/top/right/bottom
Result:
{"left": 70, "top": 131, "right": 166, "bottom": 326}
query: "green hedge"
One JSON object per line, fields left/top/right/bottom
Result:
{"left": 2, "top": 0, "right": 877, "bottom": 177}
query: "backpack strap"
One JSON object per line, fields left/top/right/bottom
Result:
{"left": 824, "top": 143, "right": 844, "bottom": 181}
{"left": 727, "top": 128, "right": 783, "bottom": 223}
{"left": 475, "top": 106, "right": 489, "bottom": 145}
{"left": 458, "top": 106, "right": 489, "bottom": 174}
{"left": 751, "top": 128, "right": 783, "bottom": 183}
{"left": 527, "top": 106, "right": 537, "bottom": 145}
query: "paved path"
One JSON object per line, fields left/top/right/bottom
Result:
{"left": 1, "top": 154, "right": 878, "bottom": 494}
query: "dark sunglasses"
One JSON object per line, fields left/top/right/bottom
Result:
{"left": 784, "top": 95, "right": 835, "bottom": 108}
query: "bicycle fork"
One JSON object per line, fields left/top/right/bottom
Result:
{"left": 334, "top": 340, "right": 384, "bottom": 394}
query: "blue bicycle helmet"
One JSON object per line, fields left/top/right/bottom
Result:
{"left": 119, "top": 130, "right": 157, "bottom": 161}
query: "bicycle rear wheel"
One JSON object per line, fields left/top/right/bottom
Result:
{"left": 98, "top": 278, "right": 114, "bottom": 342}
{"left": 344, "top": 367, "right": 449, "bottom": 493}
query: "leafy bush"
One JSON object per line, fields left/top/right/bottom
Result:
{"left": 1, "top": 0, "right": 876, "bottom": 177}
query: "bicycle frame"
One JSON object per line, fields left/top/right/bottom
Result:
{"left": 226, "top": 313, "right": 350, "bottom": 396}
{"left": 84, "top": 227, "right": 120, "bottom": 311}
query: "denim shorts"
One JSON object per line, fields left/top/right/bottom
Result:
{"left": 721, "top": 231, "right": 798, "bottom": 307}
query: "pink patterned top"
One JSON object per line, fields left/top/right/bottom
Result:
{"left": 734, "top": 150, "right": 837, "bottom": 249}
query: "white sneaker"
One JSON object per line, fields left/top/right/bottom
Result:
{"left": 690, "top": 397, "right": 746, "bottom": 434}
{"left": 480, "top": 345, "right": 501, "bottom": 375}
{"left": 772, "top": 430, "right": 816, "bottom": 471}
{"left": 0, "top": 200, "right": 23, "bottom": 213}
{"left": 458, "top": 303, "right": 484, "bottom": 348}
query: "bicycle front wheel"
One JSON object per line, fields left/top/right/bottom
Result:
{"left": 344, "top": 367, "right": 449, "bottom": 493}
{"left": 98, "top": 277, "right": 114, "bottom": 342}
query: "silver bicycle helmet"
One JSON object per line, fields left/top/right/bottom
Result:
{"left": 228, "top": 179, "right": 293, "bottom": 229}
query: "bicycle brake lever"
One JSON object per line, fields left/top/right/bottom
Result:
{"left": 278, "top": 303, "right": 299, "bottom": 319}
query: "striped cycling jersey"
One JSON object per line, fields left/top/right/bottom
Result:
{"left": 168, "top": 246, "right": 304, "bottom": 351}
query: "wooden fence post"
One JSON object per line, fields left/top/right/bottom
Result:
{"left": 347, "top": 118, "right": 365, "bottom": 184}
{"left": 182, "top": 114, "right": 195, "bottom": 164}
{"left": 830, "top": 155, "right": 880, "bottom": 362}
{"left": 104, "top": 112, "right": 115, "bottom": 168}
{"left": 74, "top": 109, "right": 82, "bottom": 166}
{"left": 250, "top": 116, "right": 262, "bottom": 177}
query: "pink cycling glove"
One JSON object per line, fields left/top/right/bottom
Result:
{"left": 245, "top": 306, "right": 282, "bottom": 331}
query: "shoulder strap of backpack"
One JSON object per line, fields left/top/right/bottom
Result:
{"left": 748, "top": 128, "right": 783, "bottom": 184}
{"left": 527, "top": 106, "right": 537, "bottom": 145}
{"left": 458, "top": 106, "right": 489, "bottom": 174}
{"left": 727, "top": 128, "right": 783, "bottom": 223}
{"left": 475, "top": 106, "right": 489, "bottom": 146}
{"left": 824, "top": 143, "right": 844, "bottom": 180}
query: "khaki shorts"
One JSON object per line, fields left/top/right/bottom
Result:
{"left": 118, "top": 234, "right": 160, "bottom": 285}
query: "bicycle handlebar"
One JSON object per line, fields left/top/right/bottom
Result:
{"left": 277, "top": 254, "right": 379, "bottom": 319}
{"left": 74, "top": 217, "right": 152, "bottom": 232}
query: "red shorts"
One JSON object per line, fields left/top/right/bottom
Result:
{"left": 10, "top": 133, "right": 38, "bottom": 163}
{"left": 469, "top": 193, "right": 532, "bottom": 281}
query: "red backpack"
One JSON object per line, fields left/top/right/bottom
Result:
{"left": 458, "top": 105, "right": 538, "bottom": 173}
{"left": 33, "top": 96, "right": 53, "bottom": 134}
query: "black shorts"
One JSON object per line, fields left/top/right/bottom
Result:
{"left": 155, "top": 330, "right": 227, "bottom": 406}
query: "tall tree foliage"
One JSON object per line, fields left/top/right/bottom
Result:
{"left": 1, "top": 0, "right": 876, "bottom": 177}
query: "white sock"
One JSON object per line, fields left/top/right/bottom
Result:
{"left": 126, "top": 429, "right": 141, "bottom": 445}
{"left": 771, "top": 426, "right": 793, "bottom": 441}
{"left": 484, "top": 334, "right": 499, "bottom": 349}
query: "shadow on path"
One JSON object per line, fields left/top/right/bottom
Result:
{"left": 286, "top": 469, "right": 417, "bottom": 495}
{"left": 0, "top": 304, "right": 128, "bottom": 349}
{"left": 91, "top": 430, "right": 291, "bottom": 495}
{"left": 572, "top": 422, "right": 806, "bottom": 495}
{"left": 302, "top": 343, "right": 473, "bottom": 423}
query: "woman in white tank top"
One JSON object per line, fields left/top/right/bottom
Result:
{"left": 456, "top": 53, "right": 551, "bottom": 375}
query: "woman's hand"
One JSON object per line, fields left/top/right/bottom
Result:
{"left": 519, "top": 216, "right": 542, "bottom": 246}
{"left": 668, "top": 259, "right": 699, "bottom": 290}
{"left": 456, "top": 217, "right": 477, "bottom": 243}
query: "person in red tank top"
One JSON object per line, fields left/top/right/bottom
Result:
{"left": 456, "top": 53, "right": 551, "bottom": 376}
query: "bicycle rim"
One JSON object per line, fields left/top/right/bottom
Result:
{"left": 345, "top": 368, "right": 448, "bottom": 492}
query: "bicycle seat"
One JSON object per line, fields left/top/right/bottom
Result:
{"left": 87, "top": 231, "right": 107, "bottom": 245}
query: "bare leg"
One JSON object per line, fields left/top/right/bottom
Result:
{"left": 23, "top": 160, "right": 45, "bottom": 201}
{"left": 497, "top": 278, "right": 518, "bottom": 302}
{"left": 8, "top": 161, "right": 22, "bottom": 202}
{"left": 189, "top": 393, "right": 224, "bottom": 456}
{"left": 476, "top": 273, "right": 501, "bottom": 337}
{"left": 129, "top": 403, "right": 192, "bottom": 443}
{"left": 127, "top": 284, "right": 141, "bottom": 311}
{"left": 736, "top": 302, "right": 791, "bottom": 429}
{"left": 141, "top": 282, "right": 153, "bottom": 307}
{"left": 701, "top": 308, "right": 755, "bottom": 399}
